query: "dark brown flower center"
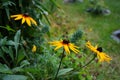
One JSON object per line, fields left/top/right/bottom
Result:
{"left": 97, "top": 47, "right": 103, "bottom": 52}
{"left": 63, "top": 40, "right": 69, "bottom": 44}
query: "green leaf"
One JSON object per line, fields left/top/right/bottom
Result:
{"left": 35, "top": 1, "right": 50, "bottom": 13}
{"left": 51, "top": 0, "right": 60, "bottom": 8}
{"left": 0, "top": 37, "right": 7, "bottom": 46}
{"left": 5, "top": 7, "right": 10, "bottom": 20}
{"left": 14, "top": 30, "right": 21, "bottom": 55}
{"left": 14, "top": 30, "right": 21, "bottom": 44}
{"left": 1, "top": 46, "right": 9, "bottom": 53}
{"left": 26, "top": 72, "right": 36, "bottom": 80}
{"left": 20, "top": 60, "right": 30, "bottom": 68}
{"left": 0, "top": 63, "right": 12, "bottom": 74}
{"left": 3, "top": 75, "right": 27, "bottom": 80}
{"left": 8, "top": 46, "right": 14, "bottom": 61}
{"left": 58, "top": 68, "right": 73, "bottom": 77}
{"left": 6, "top": 25, "right": 15, "bottom": 32}
{"left": 0, "top": 49, "right": 4, "bottom": 58}
{"left": 0, "top": 25, "right": 15, "bottom": 32}
{"left": 7, "top": 40, "right": 15, "bottom": 46}
{"left": 2, "top": 1, "right": 15, "bottom": 7}
{"left": 1, "top": 46, "right": 14, "bottom": 62}
{"left": 35, "top": 4, "right": 51, "bottom": 25}
{"left": 0, "top": 49, "right": 9, "bottom": 65}
{"left": 12, "top": 67, "right": 23, "bottom": 73}
{"left": 17, "top": 48, "right": 26, "bottom": 64}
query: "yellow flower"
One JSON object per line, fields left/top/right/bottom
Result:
{"left": 10, "top": 13, "right": 37, "bottom": 26}
{"left": 49, "top": 39, "right": 79, "bottom": 55}
{"left": 86, "top": 41, "right": 112, "bottom": 63}
{"left": 32, "top": 45, "right": 37, "bottom": 53}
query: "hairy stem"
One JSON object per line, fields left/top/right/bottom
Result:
{"left": 54, "top": 49, "right": 65, "bottom": 80}
{"left": 81, "top": 54, "right": 96, "bottom": 68}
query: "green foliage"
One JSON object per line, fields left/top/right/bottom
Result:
{"left": 3, "top": 75, "right": 27, "bottom": 80}
{"left": 58, "top": 68, "right": 73, "bottom": 77}
{"left": 87, "top": 0, "right": 110, "bottom": 15}
{"left": 0, "top": 0, "right": 115, "bottom": 80}
{"left": 0, "top": 30, "right": 26, "bottom": 68}
{"left": 70, "top": 29, "right": 83, "bottom": 43}
{"left": 0, "top": 0, "right": 59, "bottom": 79}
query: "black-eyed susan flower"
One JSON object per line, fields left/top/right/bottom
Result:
{"left": 86, "top": 41, "right": 112, "bottom": 63}
{"left": 10, "top": 13, "right": 37, "bottom": 26}
{"left": 49, "top": 39, "right": 79, "bottom": 55}
{"left": 32, "top": 45, "right": 37, "bottom": 53}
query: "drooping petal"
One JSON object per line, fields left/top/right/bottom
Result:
{"left": 49, "top": 41, "right": 63, "bottom": 46}
{"left": 30, "top": 17, "right": 37, "bottom": 26}
{"left": 101, "top": 52, "right": 111, "bottom": 62}
{"left": 69, "top": 43, "right": 79, "bottom": 48}
{"left": 54, "top": 44, "right": 63, "bottom": 50}
{"left": 95, "top": 45, "right": 98, "bottom": 49}
{"left": 64, "top": 45, "right": 70, "bottom": 54}
{"left": 22, "top": 17, "right": 26, "bottom": 24}
{"left": 69, "top": 46, "right": 79, "bottom": 53}
{"left": 69, "top": 44, "right": 79, "bottom": 53}
{"left": 86, "top": 41, "right": 98, "bottom": 54}
{"left": 26, "top": 17, "right": 31, "bottom": 26}
{"left": 86, "top": 41, "right": 112, "bottom": 63}
{"left": 14, "top": 15, "right": 23, "bottom": 20}
{"left": 96, "top": 52, "right": 112, "bottom": 63}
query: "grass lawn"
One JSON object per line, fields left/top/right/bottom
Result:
{"left": 50, "top": 0, "right": 120, "bottom": 79}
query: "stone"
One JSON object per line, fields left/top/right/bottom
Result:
{"left": 111, "top": 30, "right": 120, "bottom": 43}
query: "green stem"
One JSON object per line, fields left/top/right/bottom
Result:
{"left": 81, "top": 54, "right": 96, "bottom": 68}
{"left": 54, "top": 49, "right": 65, "bottom": 80}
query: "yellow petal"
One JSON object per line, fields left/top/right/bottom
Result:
{"left": 30, "top": 17, "right": 37, "bottom": 26}
{"left": 10, "top": 14, "right": 22, "bottom": 18}
{"left": 97, "top": 52, "right": 112, "bottom": 63}
{"left": 69, "top": 44, "right": 79, "bottom": 53}
{"left": 49, "top": 41, "right": 62, "bottom": 46}
{"left": 54, "top": 44, "right": 63, "bottom": 50}
{"left": 22, "top": 17, "right": 26, "bottom": 24}
{"left": 26, "top": 17, "right": 31, "bottom": 26}
{"left": 95, "top": 45, "right": 98, "bottom": 49}
{"left": 69, "top": 43, "right": 79, "bottom": 48}
{"left": 64, "top": 45, "right": 70, "bottom": 54}
{"left": 69, "top": 46, "right": 79, "bottom": 53}
{"left": 14, "top": 15, "right": 23, "bottom": 20}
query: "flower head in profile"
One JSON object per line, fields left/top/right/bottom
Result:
{"left": 10, "top": 13, "right": 37, "bottom": 26}
{"left": 49, "top": 39, "right": 79, "bottom": 55}
{"left": 86, "top": 41, "right": 112, "bottom": 63}
{"left": 32, "top": 45, "right": 37, "bottom": 53}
